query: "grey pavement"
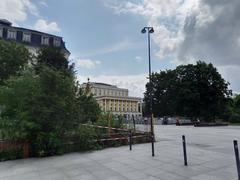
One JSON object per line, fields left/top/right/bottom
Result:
{"left": 1, "top": 125, "right": 240, "bottom": 180}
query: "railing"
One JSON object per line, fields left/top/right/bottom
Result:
{"left": 0, "top": 140, "right": 29, "bottom": 161}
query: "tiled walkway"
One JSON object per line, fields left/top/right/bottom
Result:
{"left": 0, "top": 125, "right": 239, "bottom": 180}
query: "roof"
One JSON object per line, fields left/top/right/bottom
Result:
{"left": 0, "top": 19, "right": 70, "bottom": 54}
{"left": 0, "top": 19, "right": 12, "bottom": 26}
{"left": 95, "top": 95, "right": 142, "bottom": 101}
{"left": 91, "top": 82, "right": 117, "bottom": 87}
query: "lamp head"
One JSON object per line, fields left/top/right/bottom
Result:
{"left": 149, "top": 27, "right": 154, "bottom": 33}
{"left": 141, "top": 28, "right": 146, "bottom": 33}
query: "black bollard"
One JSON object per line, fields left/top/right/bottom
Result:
{"left": 233, "top": 140, "right": 240, "bottom": 180}
{"left": 182, "top": 135, "right": 188, "bottom": 166}
{"left": 129, "top": 130, "right": 132, "bottom": 151}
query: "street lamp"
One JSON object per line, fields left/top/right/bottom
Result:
{"left": 141, "top": 26, "right": 155, "bottom": 157}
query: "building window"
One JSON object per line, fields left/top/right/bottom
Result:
{"left": 22, "top": 32, "right": 31, "bottom": 42}
{"left": 41, "top": 36, "right": 49, "bottom": 45}
{"left": 0, "top": 28, "right": 3, "bottom": 38}
{"left": 53, "top": 38, "right": 61, "bottom": 47}
{"left": 7, "top": 29, "right": 16, "bottom": 40}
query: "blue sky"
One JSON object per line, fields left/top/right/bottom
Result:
{"left": 1, "top": 0, "right": 240, "bottom": 97}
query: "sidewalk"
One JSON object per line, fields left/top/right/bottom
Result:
{"left": 0, "top": 125, "right": 239, "bottom": 180}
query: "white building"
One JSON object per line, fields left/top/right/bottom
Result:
{"left": 81, "top": 82, "right": 142, "bottom": 119}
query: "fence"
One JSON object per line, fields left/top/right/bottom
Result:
{"left": 0, "top": 140, "right": 29, "bottom": 161}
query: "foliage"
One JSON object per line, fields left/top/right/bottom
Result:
{"left": 65, "top": 124, "right": 101, "bottom": 151}
{"left": 0, "top": 40, "right": 29, "bottom": 85}
{"left": 0, "top": 46, "right": 103, "bottom": 156}
{"left": 144, "top": 61, "right": 232, "bottom": 121}
{"left": 228, "top": 94, "right": 240, "bottom": 123}
{"left": 95, "top": 113, "right": 124, "bottom": 128}
{"left": 75, "top": 88, "right": 101, "bottom": 123}
{"left": 0, "top": 147, "right": 23, "bottom": 161}
{"left": 0, "top": 67, "right": 79, "bottom": 155}
{"left": 32, "top": 132, "right": 64, "bottom": 157}
{"left": 35, "top": 47, "right": 71, "bottom": 73}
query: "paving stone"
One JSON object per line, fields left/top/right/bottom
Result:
{"left": 1, "top": 125, "right": 240, "bottom": 180}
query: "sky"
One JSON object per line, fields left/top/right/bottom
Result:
{"left": 1, "top": 0, "right": 240, "bottom": 97}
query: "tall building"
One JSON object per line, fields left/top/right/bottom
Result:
{"left": 81, "top": 82, "right": 142, "bottom": 119}
{"left": 0, "top": 19, "right": 70, "bottom": 57}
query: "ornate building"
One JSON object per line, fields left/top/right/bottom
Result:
{"left": 81, "top": 82, "right": 142, "bottom": 119}
{"left": 0, "top": 19, "right": 70, "bottom": 57}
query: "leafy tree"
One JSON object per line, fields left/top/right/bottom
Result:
{"left": 35, "top": 47, "right": 73, "bottom": 74}
{"left": 0, "top": 40, "right": 29, "bottom": 85}
{"left": 0, "top": 46, "right": 102, "bottom": 156}
{"left": 144, "top": 61, "right": 232, "bottom": 121}
{"left": 0, "top": 67, "right": 78, "bottom": 155}
{"left": 75, "top": 88, "right": 101, "bottom": 123}
{"left": 227, "top": 94, "right": 240, "bottom": 123}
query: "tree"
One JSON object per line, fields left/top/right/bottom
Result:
{"left": 75, "top": 88, "right": 101, "bottom": 123}
{"left": 0, "top": 46, "right": 102, "bottom": 156}
{"left": 144, "top": 61, "right": 232, "bottom": 121}
{"left": 35, "top": 47, "right": 73, "bottom": 74}
{"left": 0, "top": 40, "right": 29, "bottom": 85}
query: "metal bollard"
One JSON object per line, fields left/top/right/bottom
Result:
{"left": 233, "top": 140, "right": 240, "bottom": 180}
{"left": 182, "top": 135, "right": 188, "bottom": 166}
{"left": 129, "top": 130, "right": 132, "bottom": 151}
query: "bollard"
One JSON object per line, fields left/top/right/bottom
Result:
{"left": 182, "top": 135, "right": 188, "bottom": 166}
{"left": 129, "top": 130, "right": 132, "bottom": 151}
{"left": 233, "top": 140, "right": 240, "bottom": 180}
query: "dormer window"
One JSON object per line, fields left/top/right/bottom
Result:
{"left": 22, "top": 32, "right": 31, "bottom": 42}
{"left": 0, "top": 28, "right": 3, "bottom": 38}
{"left": 53, "top": 38, "right": 61, "bottom": 47}
{"left": 41, "top": 36, "right": 49, "bottom": 45}
{"left": 7, "top": 29, "right": 16, "bottom": 40}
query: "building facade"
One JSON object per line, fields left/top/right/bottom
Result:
{"left": 0, "top": 19, "right": 70, "bottom": 57}
{"left": 81, "top": 82, "right": 142, "bottom": 119}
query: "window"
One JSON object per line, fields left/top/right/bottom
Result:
{"left": 0, "top": 28, "right": 3, "bottom": 38}
{"left": 53, "top": 38, "right": 61, "bottom": 47}
{"left": 7, "top": 29, "right": 16, "bottom": 40}
{"left": 22, "top": 32, "right": 31, "bottom": 42}
{"left": 41, "top": 36, "right": 49, "bottom": 45}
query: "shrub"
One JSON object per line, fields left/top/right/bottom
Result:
{"left": 65, "top": 124, "right": 101, "bottom": 151}
{"left": 229, "top": 114, "right": 240, "bottom": 123}
{"left": 0, "top": 147, "right": 23, "bottom": 161}
{"left": 31, "top": 132, "right": 64, "bottom": 157}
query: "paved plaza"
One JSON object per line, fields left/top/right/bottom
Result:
{"left": 1, "top": 125, "right": 240, "bottom": 180}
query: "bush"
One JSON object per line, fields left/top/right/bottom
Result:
{"left": 31, "top": 132, "right": 64, "bottom": 157}
{"left": 65, "top": 124, "right": 101, "bottom": 151}
{"left": 229, "top": 114, "right": 240, "bottom": 123}
{"left": 0, "top": 147, "right": 23, "bottom": 161}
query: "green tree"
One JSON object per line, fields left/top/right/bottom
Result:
{"left": 144, "top": 61, "right": 232, "bottom": 121}
{"left": 0, "top": 40, "right": 29, "bottom": 85}
{"left": 35, "top": 47, "right": 73, "bottom": 74}
{"left": 76, "top": 87, "right": 101, "bottom": 123}
{"left": 0, "top": 67, "right": 78, "bottom": 155}
{"left": 0, "top": 46, "right": 102, "bottom": 156}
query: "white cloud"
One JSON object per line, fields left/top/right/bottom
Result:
{"left": 217, "top": 65, "right": 240, "bottom": 94}
{"left": 76, "top": 58, "right": 102, "bottom": 69}
{"left": 77, "top": 73, "right": 148, "bottom": 97}
{"left": 34, "top": 19, "right": 61, "bottom": 33}
{"left": 0, "top": 0, "right": 39, "bottom": 24}
{"left": 105, "top": 0, "right": 240, "bottom": 92}
{"left": 39, "top": 1, "right": 48, "bottom": 7}
{"left": 105, "top": 0, "right": 198, "bottom": 59}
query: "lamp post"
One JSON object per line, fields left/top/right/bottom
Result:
{"left": 141, "top": 26, "right": 155, "bottom": 157}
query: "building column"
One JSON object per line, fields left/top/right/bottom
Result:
{"left": 113, "top": 99, "right": 116, "bottom": 113}
{"left": 105, "top": 99, "right": 107, "bottom": 112}
{"left": 140, "top": 101, "right": 142, "bottom": 116}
